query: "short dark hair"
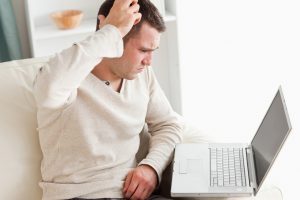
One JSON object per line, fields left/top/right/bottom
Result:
{"left": 96, "top": 0, "right": 166, "bottom": 42}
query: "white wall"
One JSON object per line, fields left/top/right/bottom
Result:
{"left": 11, "top": 0, "right": 31, "bottom": 58}
{"left": 177, "top": 0, "right": 300, "bottom": 199}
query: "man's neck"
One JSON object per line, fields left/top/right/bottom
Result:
{"left": 92, "top": 62, "right": 123, "bottom": 92}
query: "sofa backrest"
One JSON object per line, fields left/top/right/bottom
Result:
{"left": 0, "top": 57, "right": 48, "bottom": 200}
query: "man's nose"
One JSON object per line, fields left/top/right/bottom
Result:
{"left": 142, "top": 53, "right": 152, "bottom": 66}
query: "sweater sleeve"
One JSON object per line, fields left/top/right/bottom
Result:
{"left": 33, "top": 25, "right": 123, "bottom": 110}
{"left": 138, "top": 67, "right": 183, "bottom": 184}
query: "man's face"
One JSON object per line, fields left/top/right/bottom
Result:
{"left": 109, "top": 22, "right": 161, "bottom": 80}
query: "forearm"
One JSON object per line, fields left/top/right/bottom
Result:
{"left": 140, "top": 68, "right": 182, "bottom": 182}
{"left": 139, "top": 114, "right": 183, "bottom": 183}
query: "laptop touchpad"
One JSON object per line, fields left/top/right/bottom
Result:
{"left": 180, "top": 159, "right": 203, "bottom": 174}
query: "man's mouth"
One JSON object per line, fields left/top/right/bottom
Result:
{"left": 138, "top": 65, "right": 147, "bottom": 71}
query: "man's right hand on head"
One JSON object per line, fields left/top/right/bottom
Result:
{"left": 99, "top": 0, "right": 142, "bottom": 38}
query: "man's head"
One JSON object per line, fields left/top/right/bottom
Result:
{"left": 96, "top": 0, "right": 166, "bottom": 43}
{"left": 95, "top": 0, "right": 166, "bottom": 80}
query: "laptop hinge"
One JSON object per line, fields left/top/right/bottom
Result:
{"left": 246, "top": 146, "right": 258, "bottom": 192}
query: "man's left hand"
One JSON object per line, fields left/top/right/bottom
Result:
{"left": 123, "top": 164, "right": 158, "bottom": 200}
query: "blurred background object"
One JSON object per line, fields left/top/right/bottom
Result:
{"left": 0, "top": 0, "right": 22, "bottom": 62}
{"left": 50, "top": 10, "right": 83, "bottom": 30}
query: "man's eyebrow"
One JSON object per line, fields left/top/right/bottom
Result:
{"left": 140, "top": 47, "right": 159, "bottom": 51}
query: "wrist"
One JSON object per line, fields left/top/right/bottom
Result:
{"left": 139, "top": 164, "right": 159, "bottom": 186}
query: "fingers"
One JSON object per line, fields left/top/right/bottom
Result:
{"left": 134, "top": 184, "right": 153, "bottom": 200}
{"left": 129, "top": 1, "right": 141, "bottom": 25}
{"left": 124, "top": 170, "right": 141, "bottom": 199}
{"left": 123, "top": 170, "right": 133, "bottom": 193}
{"left": 124, "top": 180, "right": 139, "bottom": 198}
{"left": 123, "top": 166, "right": 157, "bottom": 200}
{"left": 103, "top": 0, "right": 141, "bottom": 37}
{"left": 130, "top": 185, "right": 149, "bottom": 200}
{"left": 119, "top": 0, "right": 138, "bottom": 8}
{"left": 128, "top": 1, "right": 140, "bottom": 13}
{"left": 124, "top": 180, "right": 150, "bottom": 200}
{"left": 98, "top": 15, "right": 106, "bottom": 28}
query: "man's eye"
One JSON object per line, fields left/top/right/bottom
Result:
{"left": 140, "top": 49, "right": 148, "bottom": 53}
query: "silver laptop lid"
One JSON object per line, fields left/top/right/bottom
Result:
{"left": 251, "top": 87, "right": 292, "bottom": 194}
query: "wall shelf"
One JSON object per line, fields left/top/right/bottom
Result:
{"left": 35, "top": 12, "right": 176, "bottom": 40}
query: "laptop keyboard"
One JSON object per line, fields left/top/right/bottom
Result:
{"left": 210, "top": 147, "right": 246, "bottom": 187}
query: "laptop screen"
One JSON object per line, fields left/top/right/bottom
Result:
{"left": 251, "top": 88, "right": 291, "bottom": 191}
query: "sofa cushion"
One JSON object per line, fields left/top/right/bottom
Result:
{"left": 0, "top": 57, "right": 48, "bottom": 200}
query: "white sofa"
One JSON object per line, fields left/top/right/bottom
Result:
{"left": 0, "top": 57, "right": 46, "bottom": 199}
{"left": 0, "top": 57, "right": 210, "bottom": 200}
{"left": 0, "top": 57, "right": 281, "bottom": 200}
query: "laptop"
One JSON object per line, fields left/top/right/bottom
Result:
{"left": 171, "top": 87, "right": 292, "bottom": 197}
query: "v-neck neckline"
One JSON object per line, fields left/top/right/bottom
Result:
{"left": 88, "top": 73, "right": 126, "bottom": 95}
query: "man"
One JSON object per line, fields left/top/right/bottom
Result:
{"left": 34, "top": 0, "right": 182, "bottom": 199}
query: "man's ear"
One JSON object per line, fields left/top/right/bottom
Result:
{"left": 134, "top": 16, "right": 141, "bottom": 25}
{"left": 98, "top": 15, "right": 106, "bottom": 28}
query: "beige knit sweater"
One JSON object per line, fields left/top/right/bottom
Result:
{"left": 34, "top": 25, "right": 183, "bottom": 200}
